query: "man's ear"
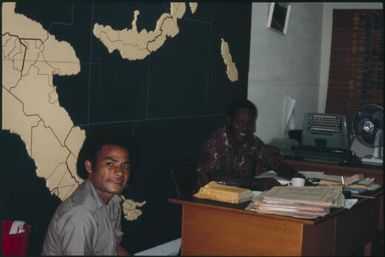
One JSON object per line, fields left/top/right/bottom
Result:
{"left": 85, "top": 160, "right": 93, "bottom": 175}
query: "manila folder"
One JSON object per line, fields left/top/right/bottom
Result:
{"left": 193, "top": 181, "right": 253, "bottom": 204}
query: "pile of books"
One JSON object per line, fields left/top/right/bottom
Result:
{"left": 246, "top": 186, "right": 345, "bottom": 219}
{"left": 316, "top": 173, "right": 363, "bottom": 186}
{"left": 193, "top": 181, "right": 253, "bottom": 204}
{"left": 299, "top": 171, "right": 383, "bottom": 198}
{"left": 343, "top": 177, "right": 382, "bottom": 198}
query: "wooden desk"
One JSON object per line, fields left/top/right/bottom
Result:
{"left": 282, "top": 158, "right": 383, "bottom": 231}
{"left": 282, "top": 158, "right": 383, "bottom": 183}
{"left": 170, "top": 197, "right": 380, "bottom": 256}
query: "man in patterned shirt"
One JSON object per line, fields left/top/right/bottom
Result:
{"left": 196, "top": 98, "right": 301, "bottom": 191}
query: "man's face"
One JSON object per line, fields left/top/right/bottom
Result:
{"left": 228, "top": 108, "right": 256, "bottom": 143}
{"left": 85, "top": 144, "right": 130, "bottom": 204}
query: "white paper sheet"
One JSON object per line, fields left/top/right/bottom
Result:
{"left": 255, "top": 170, "right": 290, "bottom": 185}
{"left": 283, "top": 96, "right": 296, "bottom": 135}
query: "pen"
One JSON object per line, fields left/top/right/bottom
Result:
{"left": 341, "top": 176, "right": 345, "bottom": 185}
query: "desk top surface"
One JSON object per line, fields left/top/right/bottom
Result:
{"left": 169, "top": 196, "right": 369, "bottom": 225}
{"left": 283, "top": 156, "right": 383, "bottom": 171}
{"left": 282, "top": 158, "right": 383, "bottom": 183}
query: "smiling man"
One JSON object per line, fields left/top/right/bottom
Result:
{"left": 42, "top": 130, "right": 135, "bottom": 256}
{"left": 196, "top": 98, "right": 300, "bottom": 191}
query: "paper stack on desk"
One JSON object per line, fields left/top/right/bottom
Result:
{"left": 193, "top": 181, "right": 253, "bottom": 204}
{"left": 246, "top": 186, "right": 345, "bottom": 219}
{"left": 300, "top": 171, "right": 382, "bottom": 198}
{"left": 343, "top": 177, "right": 382, "bottom": 197}
{"left": 310, "top": 173, "right": 363, "bottom": 186}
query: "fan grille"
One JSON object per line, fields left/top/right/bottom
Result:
{"left": 352, "top": 104, "right": 383, "bottom": 147}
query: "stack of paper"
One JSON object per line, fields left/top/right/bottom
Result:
{"left": 299, "top": 171, "right": 367, "bottom": 187}
{"left": 343, "top": 177, "right": 382, "bottom": 195}
{"left": 302, "top": 171, "right": 382, "bottom": 194}
{"left": 246, "top": 186, "right": 345, "bottom": 219}
{"left": 193, "top": 181, "right": 253, "bottom": 204}
{"left": 250, "top": 202, "right": 329, "bottom": 219}
{"left": 316, "top": 174, "right": 363, "bottom": 186}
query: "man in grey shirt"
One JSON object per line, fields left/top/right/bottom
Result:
{"left": 42, "top": 130, "right": 134, "bottom": 255}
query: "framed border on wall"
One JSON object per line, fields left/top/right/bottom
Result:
{"left": 266, "top": 2, "right": 291, "bottom": 35}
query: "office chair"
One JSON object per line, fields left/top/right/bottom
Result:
{"left": 169, "top": 158, "right": 197, "bottom": 198}
{"left": 168, "top": 159, "right": 198, "bottom": 256}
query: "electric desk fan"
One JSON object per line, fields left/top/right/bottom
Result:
{"left": 352, "top": 104, "right": 383, "bottom": 166}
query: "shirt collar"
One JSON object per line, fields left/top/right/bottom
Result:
{"left": 85, "top": 179, "right": 122, "bottom": 208}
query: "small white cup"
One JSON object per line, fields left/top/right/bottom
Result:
{"left": 289, "top": 177, "right": 305, "bottom": 187}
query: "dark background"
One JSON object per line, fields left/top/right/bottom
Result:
{"left": 1, "top": 1, "right": 252, "bottom": 254}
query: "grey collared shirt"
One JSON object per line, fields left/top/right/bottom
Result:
{"left": 42, "top": 179, "right": 124, "bottom": 255}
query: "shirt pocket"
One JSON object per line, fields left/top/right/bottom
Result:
{"left": 92, "top": 226, "right": 116, "bottom": 255}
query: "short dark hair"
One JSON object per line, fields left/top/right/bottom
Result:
{"left": 76, "top": 129, "right": 138, "bottom": 180}
{"left": 226, "top": 98, "right": 258, "bottom": 118}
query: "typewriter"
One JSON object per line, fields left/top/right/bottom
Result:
{"left": 295, "top": 113, "right": 352, "bottom": 164}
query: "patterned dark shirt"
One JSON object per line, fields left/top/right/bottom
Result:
{"left": 196, "top": 126, "right": 283, "bottom": 187}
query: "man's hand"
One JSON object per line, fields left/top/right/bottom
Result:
{"left": 250, "top": 177, "right": 281, "bottom": 191}
{"left": 117, "top": 246, "right": 131, "bottom": 256}
{"left": 273, "top": 162, "right": 297, "bottom": 179}
{"left": 293, "top": 172, "right": 306, "bottom": 179}
{"left": 292, "top": 172, "right": 317, "bottom": 186}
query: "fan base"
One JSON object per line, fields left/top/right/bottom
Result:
{"left": 361, "top": 156, "right": 383, "bottom": 166}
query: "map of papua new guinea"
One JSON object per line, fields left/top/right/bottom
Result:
{"left": 2, "top": 2, "right": 145, "bottom": 220}
{"left": 2, "top": 2, "right": 238, "bottom": 220}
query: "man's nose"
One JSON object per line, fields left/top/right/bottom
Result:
{"left": 239, "top": 123, "right": 250, "bottom": 130}
{"left": 113, "top": 164, "right": 124, "bottom": 175}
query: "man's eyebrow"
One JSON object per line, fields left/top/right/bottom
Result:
{"left": 104, "top": 156, "right": 129, "bottom": 163}
{"left": 104, "top": 156, "right": 118, "bottom": 162}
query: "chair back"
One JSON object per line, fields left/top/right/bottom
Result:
{"left": 169, "top": 159, "right": 197, "bottom": 197}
